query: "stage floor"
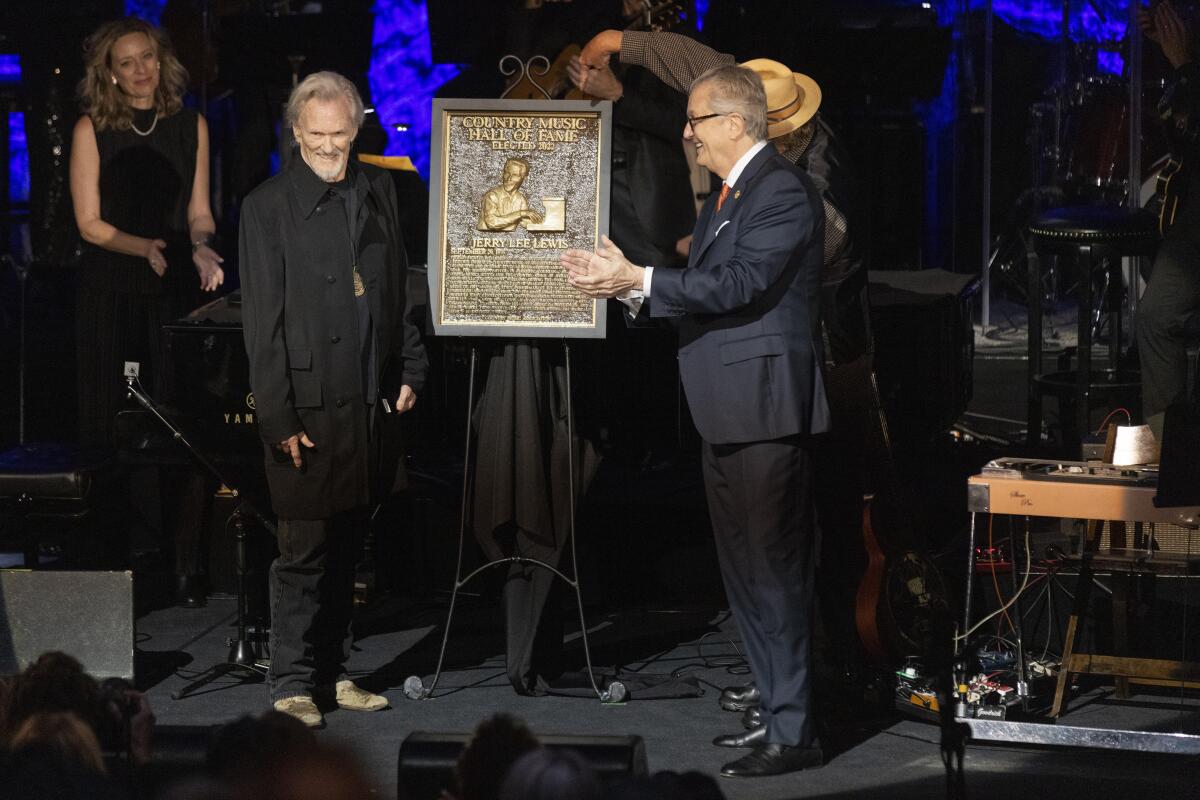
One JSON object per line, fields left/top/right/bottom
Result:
{"left": 139, "top": 594, "right": 1200, "bottom": 800}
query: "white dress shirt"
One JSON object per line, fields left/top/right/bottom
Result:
{"left": 620, "top": 139, "right": 770, "bottom": 313}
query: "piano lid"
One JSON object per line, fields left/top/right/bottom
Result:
{"left": 164, "top": 290, "right": 244, "bottom": 332}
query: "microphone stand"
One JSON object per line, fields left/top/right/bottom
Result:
{"left": 123, "top": 375, "right": 276, "bottom": 697}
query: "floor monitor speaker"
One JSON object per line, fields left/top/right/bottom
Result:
{"left": 0, "top": 569, "right": 133, "bottom": 679}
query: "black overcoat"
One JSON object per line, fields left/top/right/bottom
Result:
{"left": 239, "top": 155, "right": 427, "bottom": 519}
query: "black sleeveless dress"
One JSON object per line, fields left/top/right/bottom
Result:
{"left": 77, "top": 106, "right": 201, "bottom": 446}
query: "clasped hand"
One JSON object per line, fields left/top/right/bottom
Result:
{"left": 566, "top": 55, "right": 623, "bottom": 101}
{"left": 1140, "top": 1, "right": 1192, "bottom": 69}
{"left": 560, "top": 234, "right": 642, "bottom": 299}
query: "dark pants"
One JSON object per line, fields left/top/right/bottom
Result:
{"left": 1137, "top": 237, "right": 1200, "bottom": 438}
{"left": 268, "top": 514, "right": 360, "bottom": 701}
{"left": 702, "top": 435, "right": 818, "bottom": 748}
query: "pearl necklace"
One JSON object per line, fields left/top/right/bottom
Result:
{"left": 130, "top": 111, "right": 159, "bottom": 137}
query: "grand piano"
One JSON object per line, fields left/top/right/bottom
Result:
{"left": 162, "top": 290, "right": 260, "bottom": 456}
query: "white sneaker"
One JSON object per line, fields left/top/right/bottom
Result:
{"left": 335, "top": 680, "right": 389, "bottom": 711}
{"left": 273, "top": 695, "right": 323, "bottom": 728}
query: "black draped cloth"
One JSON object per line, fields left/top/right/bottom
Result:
{"left": 470, "top": 341, "right": 600, "bottom": 694}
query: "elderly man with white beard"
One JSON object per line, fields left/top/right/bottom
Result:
{"left": 239, "top": 71, "right": 428, "bottom": 727}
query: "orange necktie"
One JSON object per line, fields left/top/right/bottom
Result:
{"left": 716, "top": 183, "right": 730, "bottom": 212}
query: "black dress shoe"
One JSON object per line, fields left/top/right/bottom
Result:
{"left": 719, "top": 682, "right": 760, "bottom": 711}
{"left": 175, "top": 574, "right": 207, "bottom": 608}
{"left": 720, "top": 743, "right": 824, "bottom": 778}
{"left": 712, "top": 725, "right": 767, "bottom": 748}
{"left": 741, "top": 706, "right": 762, "bottom": 730}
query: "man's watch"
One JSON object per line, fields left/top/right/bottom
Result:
{"left": 191, "top": 235, "right": 215, "bottom": 253}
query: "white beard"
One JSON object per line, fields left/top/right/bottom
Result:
{"left": 308, "top": 152, "right": 347, "bottom": 182}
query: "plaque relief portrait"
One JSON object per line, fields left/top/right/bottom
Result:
{"left": 427, "top": 99, "right": 612, "bottom": 338}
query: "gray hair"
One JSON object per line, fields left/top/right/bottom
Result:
{"left": 285, "top": 70, "right": 365, "bottom": 131}
{"left": 691, "top": 65, "right": 768, "bottom": 141}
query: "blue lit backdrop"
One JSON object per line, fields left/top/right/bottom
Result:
{"left": 5, "top": 53, "right": 28, "bottom": 205}
{"left": 0, "top": 54, "right": 20, "bottom": 84}
{"left": 367, "top": 0, "right": 462, "bottom": 177}
{"left": 125, "top": 0, "right": 163, "bottom": 25}
{"left": 8, "top": 112, "right": 28, "bottom": 203}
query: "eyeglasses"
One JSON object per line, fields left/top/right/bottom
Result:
{"left": 685, "top": 112, "right": 728, "bottom": 130}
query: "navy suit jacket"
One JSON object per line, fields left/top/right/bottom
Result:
{"left": 647, "top": 146, "right": 830, "bottom": 445}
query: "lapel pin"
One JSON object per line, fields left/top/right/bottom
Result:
{"left": 733, "top": 190, "right": 741, "bottom": 200}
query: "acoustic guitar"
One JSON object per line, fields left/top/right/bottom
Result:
{"left": 1153, "top": 76, "right": 1200, "bottom": 236}
{"left": 850, "top": 364, "right": 950, "bottom": 661}
{"left": 1154, "top": 155, "right": 1184, "bottom": 236}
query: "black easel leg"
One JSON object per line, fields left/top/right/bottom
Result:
{"left": 563, "top": 341, "right": 624, "bottom": 703}
{"left": 404, "top": 345, "right": 478, "bottom": 700}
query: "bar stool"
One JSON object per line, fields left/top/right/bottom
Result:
{"left": 1025, "top": 206, "right": 1158, "bottom": 451}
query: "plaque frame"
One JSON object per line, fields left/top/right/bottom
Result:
{"left": 426, "top": 98, "right": 612, "bottom": 339}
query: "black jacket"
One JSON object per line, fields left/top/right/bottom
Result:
{"left": 240, "top": 155, "right": 428, "bottom": 519}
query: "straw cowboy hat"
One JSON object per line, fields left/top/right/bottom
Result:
{"left": 740, "top": 58, "right": 822, "bottom": 139}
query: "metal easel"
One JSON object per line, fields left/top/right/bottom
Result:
{"left": 402, "top": 341, "right": 625, "bottom": 704}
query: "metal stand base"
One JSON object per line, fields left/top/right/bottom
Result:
{"left": 123, "top": 376, "right": 274, "bottom": 700}
{"left": 964, "top": 718, "right": 1200, "bottom": 755}
{"left": 958, "top": 510, "right": 1200, "bottom": 754}
{"left": 404, "top": 342, "right": 624, "bottom": 704}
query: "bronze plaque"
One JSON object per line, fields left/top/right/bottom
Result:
{"left": 427, "top": 99, "right": 611, "bottom": 338}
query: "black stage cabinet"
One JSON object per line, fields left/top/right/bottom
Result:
{"left": 868, "top": 269, "right": 978, "bottom": 444}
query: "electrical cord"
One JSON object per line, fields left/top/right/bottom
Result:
{"left": 957, "top": 522, "right": 1033, "bottom": 641}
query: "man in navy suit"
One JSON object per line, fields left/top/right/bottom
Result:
{"left": 561, "top": 64, "right": 829, "bottom": 777}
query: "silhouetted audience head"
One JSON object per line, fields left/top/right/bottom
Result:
{"left": 207, "top": 710, "right": 318, "bottom": 786}
{"left": 257, "top": 740, "right": 372, "bottom": 800}
{"left": 158, "top": 777, "right": 240, "bottom": 800}
{"left": 602, "top": 774, "right": 664, "bottom": 800}
{"left": 0, "top": 676, "right": 12, "bottom": 739}
{"left": 9, "top": 711, "right": 107, "bottom": 776}
{"left": 651, "top": 770, "right": 726, "bottom": 800}
{"left": 207, "top": 711, "right": 369, "bottom": 799}
{"left": 3, "top": 652, "right": 105, "bottom": 743}
{"left": 499, "top": 747, "right": 603, "bottom": 800}
{"left": 455, "top": 713, "right": 541, "bottom": 800}
{"left": 1, "top": 711, "right": 122, "bottom": 800}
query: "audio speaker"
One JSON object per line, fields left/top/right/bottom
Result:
{"left": 0, "top": 569, "right": 134, "bottom": 679}
{"left": 397, "top": 731, "right": 647, "bottom": 800}
{"left": 869, "top": 269, "right": 978, "bottom": 443}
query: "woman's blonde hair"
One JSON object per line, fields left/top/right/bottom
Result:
{"left": 78, "top": 17, "right": 189, "bottom": 132}
{"left": 9, "top": 711, "right": 108, "bottom": 776}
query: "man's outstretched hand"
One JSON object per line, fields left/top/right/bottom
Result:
{"left": 560, "top": 234, "right": 644, "bottom": 299}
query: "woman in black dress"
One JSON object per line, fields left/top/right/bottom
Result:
{"left": 70, "top": 16, "right": 223, "bottom": 441}
{"left": 69, "top": 17, "right": 222, "bottom": 602}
